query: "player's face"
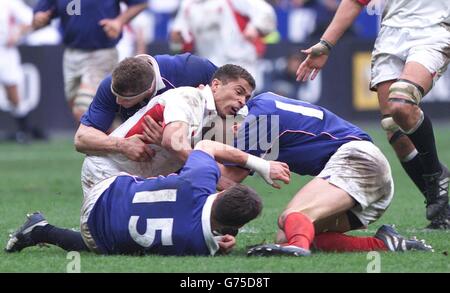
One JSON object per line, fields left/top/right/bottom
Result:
{"left": 212, "top": 78, "right": 253, "bottom": 118}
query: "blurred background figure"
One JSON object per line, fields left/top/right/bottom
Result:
{"left": 116, "top": 5, "right": 154, "bottom": 61}
{"left": 32, "top": 0, "right": 148, "bottom": 122}
{"left": 0, "top": 0, "right": 47, "bottom": 143}
{"left": 263, "top": 51, "right": 303, "bottom": 98}
{"left": 170, "top": 0, "right": 277, "bottom": 92}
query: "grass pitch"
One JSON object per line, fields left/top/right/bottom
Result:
{"left": 0, "top": 125, "right": 449, "bottom": 273}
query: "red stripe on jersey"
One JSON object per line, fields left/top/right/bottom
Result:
{"left": 226, "top": 0, "right": 266, "bottom": 57}
{"left": 125, "top": 104, "right": 165, "bottom": 138}
{"left": 356, "top": 0, "right": 370, "bottom": 6}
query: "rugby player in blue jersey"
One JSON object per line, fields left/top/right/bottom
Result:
{"left": 33, "top": 0, "right": 148, "bottom": 121}
{"left": 219, "top": 92, "right": 432, "bottom": 256}
{"left": 75, "top": 53, "right": 218, "bottom": 162}
{"left": 6, "top": 140, "right": 290, "bottom": 256}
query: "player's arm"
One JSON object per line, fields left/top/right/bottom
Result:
{"left": 99, "top": 1, "right": 148, "bottom": 39}
{"left": 195, "top": 140, "right": 290, "bottom": 189}
{"left": 74, "top": 77, "right": 155, "bottom": 161}
{"left": 32, "top": 0, "right": 55, "bottom": 30}
{"left": 169, "top": 0, "right": 193, "bottom": 49}
{"left": 231, "top": 0, "right": 277, "bottom": 38}
{"left": 216, "top": 165, "right": 251, "bottom": 190}
{"left": 321, "top": 0, "right": 367, "bottom": 47}
{"left": 7, "top": 1, "right": 33, "bottom": 46}
{"left": 296, "top": 0, "right": 366, "bottom": 82}
{"left": 74, "top": 124, "right": 154, "bottom": 161}
{"left": 161, "top": 121, "right": 193, "bottom": 162}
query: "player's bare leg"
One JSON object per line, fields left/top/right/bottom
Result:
{"left": 5, "top": 84, "right": 20, "bottom": 108}
{"left": 5, "top": 84, "right": 32, "bottom": 143}
{"left": 71, "top": 83, "right": 95, "bottom": 122}
{"left": 385, "top": 62, "right": 449, "bottom": 226}
{"left": 377, "top": 76, "right": 449, "bottom": 228}
{"left": 251, "top": 178, "right": 355, "bottom": 256}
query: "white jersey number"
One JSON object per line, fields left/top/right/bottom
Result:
{"left": 274, "top": 100, "right": 324, "bottom": 120}
{"left": 128, "top": 190, "right": 177, "bottom": 248}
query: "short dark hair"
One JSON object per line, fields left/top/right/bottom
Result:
{"left": 213, "top": 184, "right": 262, "bottom": 227}
{"left": 211, "top": 64, "right": 256, "bottom": 90}
{"left": 111, "top": 57, "right": 155, "bottom": 96}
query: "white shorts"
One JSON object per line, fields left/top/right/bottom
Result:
{"left": 81, "top": 146, "right": 183, "bottom": 198}
{"left": 371, "top": 24, "right": 450, "bottom": 90}
{"left": 80, "top": 155, "right": 120, "bottom": 198}
{"left": 0, "top": 47, "right": 22, "bottom": 86}
{"left": 318, "top": 141, "right": 394, "bottom": 227}
{"left": 63, "top": 47, "right": 118, "bottom": 108}
{"left": 80, "top": 175, "right": 118, "bottom": 253}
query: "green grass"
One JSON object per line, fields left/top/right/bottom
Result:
{"left": 1, "top": 125, "right": 449, "bottom": 273}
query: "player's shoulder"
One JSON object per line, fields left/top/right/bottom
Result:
{"left": 247, "top": 92, "right": 278, "bottom": 113}
{"left": 160, "top": 86, "right": 205, "bottom": 104}
{"left": 94, "top": 74, "right": 115, "bottom": 101}
{"left": 181, "top": 150, "right": 218, "bottom": 174}
{"left": 156, "top": 53, "right": 213, "bottom": 67}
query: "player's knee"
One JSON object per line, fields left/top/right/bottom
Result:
{"left": 380, "top": 115, "right": 406, "bottom": 145}
{"left": 279, "top": 209, "right": 303, "bottom": 229}
{"left": 72, "top": 94, "right": 94, "bottom": 119}
{"left": 387, "top": 79, "right": 424, "bottom": 120}
{"left": 277, "top": 213, "right": 286, "bottom": 229}
{"left": 388, "top": 79, "right": 424, "bottom": 105}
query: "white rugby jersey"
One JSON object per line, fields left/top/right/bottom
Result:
{"left": 0, "top": 0, "right": 32, "bottom": 47}
{"left": 361, "top": 0, "right": 450, "bottom": 28}
{"left": 82, "top": 85, "right": 219, "bottom": 184}
{"left": 171, "top": 0, "right": 276, "bottom": 66}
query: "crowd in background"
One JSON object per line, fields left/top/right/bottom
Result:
{"left": 0, "top": 0, "right": 380, "bottom": 143}
{"left": 19, "top": 0, "right": 379, "bottom": 46}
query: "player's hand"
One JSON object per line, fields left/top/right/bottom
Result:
{"left": 296, "top": 42, "right": 330, "bottom": 82}
{"left": 6, "top": 33, "right": 20, "bottom": 48}
{"left": 121, "top": 134, "right": 155, "bottom": 162}
{"left": 142, "top": 116, "right": 163, "bottom": 146}
{"left": 99, "top": 18, "right": 123, "bottom": 39}
{"left": 218, "top": 234, "right": 236, "bottom": 254}
{"left": 268, "top": 161, "right": 290, "bottom": 189}
{"left": 243, "top": 24, "right": 259, "bottom": 41}
{"left": 33, "top": 10, "right": 53, "bottom": 30}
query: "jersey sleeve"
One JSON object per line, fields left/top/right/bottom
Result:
{"left": 80, "top": 76, "right": 118, "bottom": 132}
{"left": 171, "top": 0, "right": 191, "bottom": 34}
{"left": 235, "top": 99, "right": 276, "bottom": 158}
{"left": 33, "top": 0, "right": 55, "bottom": 14}
{"left": 163, "top": 89, "right": 204, "bottom": 136}
{"left": 179, "top": 150, "right": 221, "bottom": 196}
{"left": 11, "top": 0, "right": 33, "bottom": 25}
{"left": 230, "top": 0, "right": 277, "bottom": 35}
{"left": 121, "top": 0, "right": 148, "bottom": 5}
{"left": 184, "top": 54, "right": 218, "bottom": 86}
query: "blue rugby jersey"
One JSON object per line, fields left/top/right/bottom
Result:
{"left": 236, "top": 92, "right": 372, "bottom": 176}
{"left": 87, "top": 150, "right": 221, "bottom": 255}
{"left": 34, "top": 0, "right": 147, "bottom": 49}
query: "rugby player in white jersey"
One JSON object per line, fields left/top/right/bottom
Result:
{"left": 81, "top": 63, "right": 257, "bottom": 197}
{"left": 170, "top": 0, "right": 277, "bottom": 91}
{"left": 296, "top": 0, "right": 450, "bottom": 229}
